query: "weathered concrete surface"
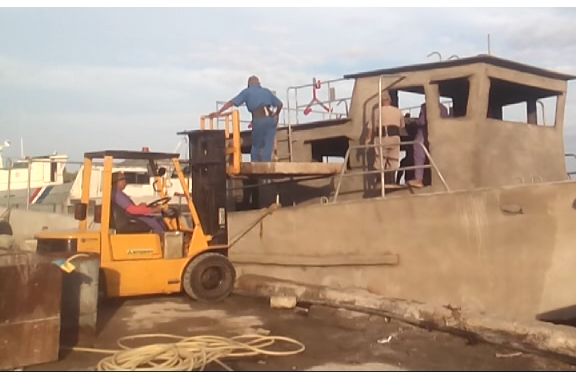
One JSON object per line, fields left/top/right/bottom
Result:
{"left": 27, "top": 295, "right": 576, "bottom": 371}
{"left": 0, "top": 206, "right": 76, "bottom": 242}
{"left": 236, "top": 274, "right": 576, "bottom": 361}
{"left": 228, "top": 180, "right": 576, "bottom": 321}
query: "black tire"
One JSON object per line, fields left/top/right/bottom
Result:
{"left": 0, "top": 221, "right": 13, "bottom": 236}
{"left": 182, "top": 252, "right": 236, "bottom": 302}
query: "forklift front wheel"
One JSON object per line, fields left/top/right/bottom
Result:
{"left": 182, "top": 252, "right": 236, "bottom": 302}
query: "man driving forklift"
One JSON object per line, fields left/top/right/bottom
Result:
{"left": 111, "top": 171, "right": 167, "bottom": 234}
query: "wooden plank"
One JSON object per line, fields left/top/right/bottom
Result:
{"left": 239, "top": 162, "right": 343, "bottom": 177}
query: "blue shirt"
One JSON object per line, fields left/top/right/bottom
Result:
{"left": 232, "top": 85, "right": 282, "bottom": 113}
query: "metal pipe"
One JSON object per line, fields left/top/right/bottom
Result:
{"left": 289, "top": 88, "right": 296, "bottom": 161}
{"left": 285, "top": 77, "right": 350, "bottom": 92}
{"left": 537, "top": 100, "right": 546, "bottom": 126}
{"left": 284, "top": 108, "right": 348, "bottom": 118}
{"left": 6, "top": 159, "right": 12, "bottom": 209}
{"left": 289, "top": 96, "right": 352, "bottom": 110}
{"left": 285, "top": 87, "right": 293, "bottom": 162}
{"left": 427, "top": 51, "right": 442, "bottom": 61}
{"left": 336, "top": 99, "right": 350, "bottom": 117}
{"left": 378, "top": 75, "right": 385, "bottom": 198}
{"left": 332, "top": 144, "right": 352, "bottom": 203}
{"left": 332, "top": 140, "right": 450, "bottom": 202}
{"left": 419, "top": 142, "right": 450, "bottom": 192}
{"left": 26, "top": 158, "right": 32, "bottom": 210}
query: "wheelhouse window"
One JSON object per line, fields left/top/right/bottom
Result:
{"left": 487, "top": 78, "right": 559, "bottom": 127}
{"left": 310, "top": 136, "right": 349, "bottom": 164}
{"left": 432, "top": 77, "right": 470, "bottom": 117}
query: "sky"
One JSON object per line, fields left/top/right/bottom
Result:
{"left": 1, "top": 7, "right": 576, "bottom": 163}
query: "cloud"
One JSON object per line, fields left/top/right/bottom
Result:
{"left": 1, "top": 7, "right": 576, "bottom": 160}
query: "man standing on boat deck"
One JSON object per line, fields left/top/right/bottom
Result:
{"left": 210, "top": 76, "right": 283, "bottom": 162}
{"left": 408, "top": 102, "right": 449, "bottom": 188}
{"left": 370, "top": 91, "right": 405, "bottom": 185}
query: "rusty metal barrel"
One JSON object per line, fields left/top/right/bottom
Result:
{"left": 0, "top": 252, "right": 63, "bottom": 370}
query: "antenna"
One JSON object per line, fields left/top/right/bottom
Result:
{"left": 487, "top": 34, "right": 492, "bottom": 55}
{"left": 20, "top": 137, "right": 24, "bottom": 159}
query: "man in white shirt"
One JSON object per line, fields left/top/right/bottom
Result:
{"left": 370, "top": 91, "right": 405, "bottom": 185}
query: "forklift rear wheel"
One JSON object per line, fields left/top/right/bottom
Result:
{"left": 182, "top": 252, "right": 236, "bottom": 302}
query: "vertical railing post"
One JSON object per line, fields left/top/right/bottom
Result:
{"left": 26, "top": 158, "right": 32, "bottom": 210}
{"left": 232, "top": 110, "right": 241, "bottom": 174}
{"left": 378, "top": 76, "right": 385, "bottom": 198}
{"left": 6, "top": 159, "right": 12, "bottom": 209}
{"left": 79, "top": 158, "right": 92, "bottom": 231}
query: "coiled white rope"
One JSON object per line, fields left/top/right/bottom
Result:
{"left": 69, "top": 333, "right": 305, "bottom": 371}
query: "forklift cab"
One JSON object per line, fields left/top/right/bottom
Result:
{"left": 36, "top": 140, "right": 235, "bottom": 302}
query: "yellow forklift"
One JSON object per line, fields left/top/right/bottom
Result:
{"left": 35, "top": 129, "right": 236, "bottom": 302}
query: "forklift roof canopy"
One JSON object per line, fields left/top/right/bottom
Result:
{"left": 84, "top": 150, "right": 180, "bottom": 160}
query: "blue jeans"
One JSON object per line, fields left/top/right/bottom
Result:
{"left": 138, "top": 216, "right": 166, "bottom": 234}
{"left": 251, "top": 116, "right": 277, "bottom": 162}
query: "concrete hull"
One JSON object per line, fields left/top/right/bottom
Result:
{"left": 228, "top": 180, "right": 576, "bottom": 321}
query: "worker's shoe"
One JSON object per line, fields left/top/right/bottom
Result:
{"left": 408, "top": 180, "right": 424, "bottom": 189}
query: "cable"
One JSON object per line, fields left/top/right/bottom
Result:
{"left": 68, "top": 333, "right": 305, "bottom": 371}
{"left": 52, "top": 253, "right": 91, "bottom": 273}
{"left": 228, "top": 203, "right": 280, "bottom": 248}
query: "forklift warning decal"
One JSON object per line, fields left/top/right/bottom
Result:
{"left": 219, "top": 207, "right": 226, "bottom": 226}
{"left": 127, "top": 249, "right": 154, "bottom": 255}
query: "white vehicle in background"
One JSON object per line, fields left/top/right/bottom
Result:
{"left": 68, "top": 158, "right": 191, "bottom": 208}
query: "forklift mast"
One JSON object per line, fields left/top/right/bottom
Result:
{"left": 185, "top": 130, "right": 228, "bottom": 247}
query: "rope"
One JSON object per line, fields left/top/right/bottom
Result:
{"left": 228, "top": 203, "right": 280, "bottom": 248}
{"left": 68, "top": 333, "right": 305, "bottom": 371}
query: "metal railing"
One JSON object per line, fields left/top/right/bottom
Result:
{"left": 285, "top": 78, "right": 353, "bottom": 162}
{"left": 1, "top": 157, "right": 84, "bottom": 212}
{"left": 333, "top": 140, "right": 451, "bottom": 203}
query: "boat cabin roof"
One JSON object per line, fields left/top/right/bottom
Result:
{"left": 344, "top": 55, "right": 576, "bottom": 81}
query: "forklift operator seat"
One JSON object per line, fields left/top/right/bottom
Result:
{"left": 110, "top": 203, "right": 153, "bottom": 234}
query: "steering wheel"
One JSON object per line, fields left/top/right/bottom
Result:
{"left": 147, "top": 197, "right": 171, "bottom": 208}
